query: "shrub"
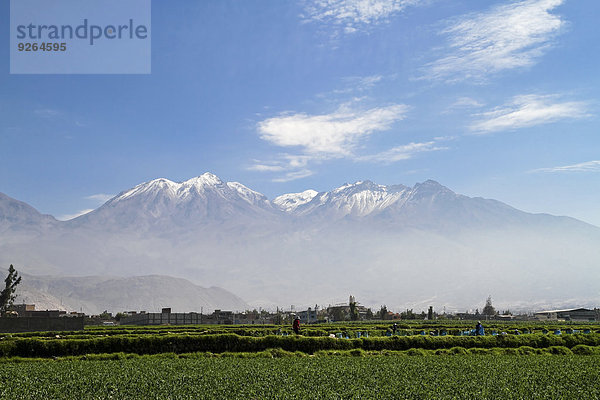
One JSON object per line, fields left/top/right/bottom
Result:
{"left": 406, "top": 348, "right": 428, "bottom": 356}
{"left": 571, "top": 345, "right": 597, "bottom": 355}
{"left": 547, "top": 346, "right": 572, "bottom": 355}
{"left": 517, "top": 346, "right": 538, "bottom": 355}
{"left": 467, "top": 348, "right": 490, "bottom": 355}
{"left": 449, "top": 347, "right": 468, "bottom": 355}
{"left": 349, "top": 348, "right": 366, "bottom": 357}
{"left": 267, "top": 348, "right": 298, "bottom": 358}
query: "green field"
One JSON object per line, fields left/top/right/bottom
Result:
{"left": 1, "top": 322, "right": 599, "bottom": 398}
{"left": 1, "top": 355, "right": 599, "bottom": 399}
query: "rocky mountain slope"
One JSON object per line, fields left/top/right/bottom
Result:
{"left": 15, "top": 274, "right": 248, "bottom": 315}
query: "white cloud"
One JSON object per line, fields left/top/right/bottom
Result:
{"left": 247, "top": 164, "right": 286, "bottom": 172}
{"left": 470, "top": 94, "right": 589, "bottom": 134}
{"left": 343, "top": 75, "right": 383, "bottom": 90}
{"left": 248, "top": 155, "right": 317, "bottom": 182}
{"left": 272, "top": 169, "right": 315, "bottom": 183}
{"left": 357, "top": 140, "right": 447, "bottom": 163}
{"left": 34, "top": 108, "right": 61, "bottom": 118}
{"left": 257, "top": 104, "right": 408, "bottom": 156}
{"left": 248, "top": 154, "right": 313, "bottom": 172}
{"left": 254, "top": 103, "right": 418, "bottom": 182}
{"left": 55, "top": 194, "right": 113, "bottom": 221}
{"left": 85, "top": 194, "right": 114, "bottom": 203}
{"left": 57, "top": 209, "right": 94, "bottom": 221}
{"left": 325, "top": 75, "right": 384, "bottom": 97}
{"left": 444, "top": 97, "right": 485, "bottom": 114}
{"left": 282, "top": 154, "right": 313, "bottom": 169}
{"left": 531, "top": 160, "right": 600, "bottom": 173}
{"left": 424, "top": 0, "right": 565, "bottom": 82}
{"left": 303, "top": 0, "right": 423, "bottom": 35}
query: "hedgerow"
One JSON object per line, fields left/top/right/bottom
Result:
{"left": 1, "top": 332, "right": 600, "bottom": 358}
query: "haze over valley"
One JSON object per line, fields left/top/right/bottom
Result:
{"left": 2, "top": 173, "right": 598, "bottom": 314}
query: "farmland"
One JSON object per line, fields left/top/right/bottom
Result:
{"left": 1, "top": 322, "right": 599, "bottom": 399}
{"left": 1, "top": 355, "right": 599, "bottom": 399}
{"left": 1, "top": 321, "right": 600, "bottom": 358}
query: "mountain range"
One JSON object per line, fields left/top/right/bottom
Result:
{"left": 1, "top": 173, "right": 599, "bottom": 313}
{"left": 14, "top": 274, "right": 248, "bottom": 315}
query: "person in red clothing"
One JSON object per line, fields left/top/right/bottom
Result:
{"left": 293, "top": 316, "right": 300, "bottom": 334}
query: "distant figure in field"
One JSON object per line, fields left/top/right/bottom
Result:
{"left": 392, "top": 323, "right": 398, "bottom": 334}
{"left": 293, "top": 316, "right": 300, "bottom": 335}
{"left": 475, "top": 321, "right": 484, "bottom": 336}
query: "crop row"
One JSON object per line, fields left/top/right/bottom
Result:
{"left": 1, "top": 333, "right": 599, "bottom": 358}
{"left": 6, "top": 321, "right": 600, "bottom": 339}
{"left": 1, "top": 355, "right": 599, "bottom": 399}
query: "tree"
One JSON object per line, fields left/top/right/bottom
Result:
{"left": 349, "top": 296, "right": 359, "bottom": 321}
{"left": 482, "top": 296, "right": 496, "bottom": 317}
{"left": 379, "top": 305, "right": 388, "bottom": 320}
{"left": 329, "top": 307, "right": 346, "bottom": 321}
{"left": 400, "top": 309, "right": 416, "bottom": 320}
{"left": 427, "top": 306, "right": 434, "bottom": 320}
{"left": 0, "top": 265, "right": 22, "bottom": 314}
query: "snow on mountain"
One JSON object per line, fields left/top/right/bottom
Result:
{"left": 113, "top": 178, "right": 180, "bottom": 202}
{"left": 289, "top": 180, "right": 413, "bottom": 218}
{"left": 108, "top": 173, "right": 269, "bottom": 208}
{"left": 273, "top": 190, "right": 318, "bottom": 212}
{"left": 58, "top": 174, "right": 538, "bottom": 228}
{"left": 226, "top": 181, "right": 271, "bottom": 208}
{"left": 71, "top": 173, "right": 277, "bottom": 229}
{"left": 79, "top": 174, "right": 467, "bottom": 224}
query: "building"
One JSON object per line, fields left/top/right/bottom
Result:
{"left": 120, "top": 310, "right": 206, "bottom": 325}
{"left": 297, "top": 307, "right": 318, "bottom": 323}
{"left": 10, "top": 304, "right": 35, "bottom": 313}
{"left": 1, "top": 304, "right": 84, "bottom": 333}
{"left": 120, "top": 309, "right": 238, "bottom": 325}
{"left": 534, "top": 308, "right": 597, "bottom": 322}
{"left": 327, "top": 296, "right": 370, "bottom": 321}
{"left": 10, "top": 304, "right": 66, "bottom": 318}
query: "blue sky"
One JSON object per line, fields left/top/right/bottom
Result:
{"left": 1, "top": 0, "right": 599, "bottom": 225}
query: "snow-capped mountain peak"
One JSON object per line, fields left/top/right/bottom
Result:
{"left": 77, "top": 173, "right": 275, "bottom": 227}
{"left": 183, "top": 172, "right": 224, "bottom": 188}
{"left": 227, "top": 181, "right": 270, "bottom": 206}
{"left": 408, "top": 179, "right": 455, "bottom": 201}
{"left": 4, "top": 175, "right": 599, "bottom": 312}
{"left": 78, "top": 174, "right": 461, "bottom": 224}
{"left": 284, "top": 180, "right": 412, "bottom": 217}
{"left": 273, "top": 190, "right": 318, "bottom": 212}
{"left": 332, "top": 180, "right": 386, "bottom": 194}
{"left": 111, "top": 178, "right": 179, "bottom": 203}
{"left": 112, "top": 173, "right": 232, "bottom": 203}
